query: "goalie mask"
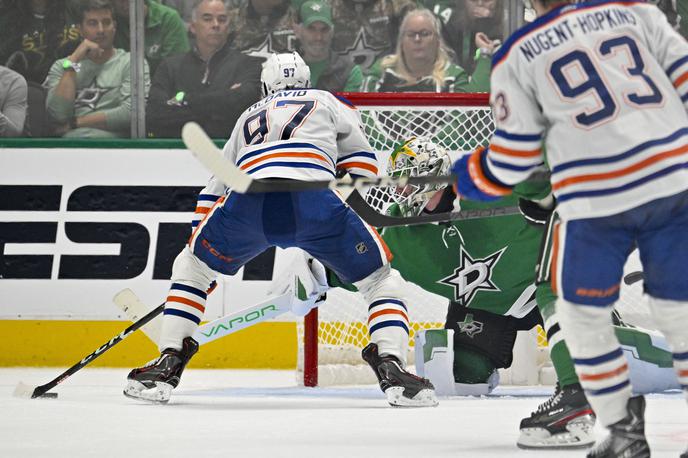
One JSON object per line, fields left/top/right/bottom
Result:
{"left": 388, "top": 137, "right": 451, "bottom": 217}
{"left": 261, "top": 52, "right": 311, "bottom": 98}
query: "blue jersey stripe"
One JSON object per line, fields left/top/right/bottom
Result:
{"left": 494, "top": 129, "right": 542, "bottom": 142}
{"left": 338, "top": 151, "right": 377, "bottom": 162}
{"left": 245, "top": 161, "right": 336, "bottom": 176}
{"left": 674, "top": 351, "right": 688, "bottom": 361}
{"left": 553, "top": 127, "right": 688, "bottom": 173}
{"left": 682, "top": 93, "right": 688, "bottom": 103}
{"left": 667, "top": 55, "right": 688, "bottom": 78}
{"left": 585, "top": 379, "right": 630, "bottom": 396}
{"left": 557, "top": 161, "right": 688, "bottom": 203}
{"left": 170, "top": 282, "right": 207, "bottom": 299}
{"left": 368, "top": 298, "right": 407, "bottom": 311}
{"left": 369, "top": 320, "right": 410, "bottom": 335}
{"left": 490, "top": 158, "right": 544, "bottom": 172}
{"left": 573, "top": 347, "right": 623, "bottom": 365}
{"left": 163, "top": 308, "right": 201, "bottom": 324}
{"left": 197, "top": 194, "right": 220, "bottom": 202}
{"left": 237, "top": 143, "right": 333, "bottom": 166}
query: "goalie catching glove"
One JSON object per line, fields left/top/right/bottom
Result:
{"left": 269, "top": 250, "right": 329, "bottom": 316}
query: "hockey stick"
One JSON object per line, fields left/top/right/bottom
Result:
{"left": 181, "top": 122, "right": 456, "bottom": 194}
{"left": 113, "top": 289, "right": 292, "bottom": 346}
{"left": 182, "top": 122, "right": 525, "bottom": 226}
{"left": 344, "top": 190, "right": 521, "bottom": 227}
{"left": 13, "top": 295, "right": 164, "bottom": 400}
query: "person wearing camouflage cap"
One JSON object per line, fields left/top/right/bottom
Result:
{"left": 294, "top": 0, "right": 363, "bottom": 91}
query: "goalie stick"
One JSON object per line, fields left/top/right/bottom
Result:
{"left": 13, "top": 294, "right": 164, "bottom": 400}
{"left": 182, "top": 122, "right": 526, "bottom": 227}
{"left": 113, "top": 289, "right": 292, "bottom": 346}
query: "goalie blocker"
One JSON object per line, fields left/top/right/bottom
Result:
{"left": 416, "top": 303, "right": 542, "bottom": 396}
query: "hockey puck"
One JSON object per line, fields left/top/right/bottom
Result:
{"left": 39, "top": 392, "right": 58, "bottom": 399}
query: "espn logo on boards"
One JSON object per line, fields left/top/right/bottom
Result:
{"left": 0, "top": 185, "right": 275, "bottom": 280}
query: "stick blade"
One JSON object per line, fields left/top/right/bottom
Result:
{"left": 181, "top": 122, "right": 251, "bottom": 193}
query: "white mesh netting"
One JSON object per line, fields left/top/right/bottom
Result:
{"left": 296, "top": 93, "right": 651, "bottom": 386}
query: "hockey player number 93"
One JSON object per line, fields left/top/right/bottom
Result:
{"left": 549, "top": 35, "right": 663, "bottom": 128}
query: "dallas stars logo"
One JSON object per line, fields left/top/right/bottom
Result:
{"left": 74, "top": 83, "right": 111, "bottom": 110}
{"left": 438, "top": 245, "right": 507, "bottom": 306}
{"left": 336, "top": 28, "right": 386, "bottom": 70}
{"left": 458, "top": 313, "right": 483, "bottom": 338}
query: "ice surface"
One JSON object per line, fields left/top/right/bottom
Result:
{"left": 1, "top": 368, "right": 686, "bottom": 458}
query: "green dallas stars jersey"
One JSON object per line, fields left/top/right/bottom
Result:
{"left": 381, "top": 181, "right": 548, "bottom": 317}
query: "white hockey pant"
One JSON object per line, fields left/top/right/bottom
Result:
{"left": 558, "top": 299, "right": 632, "bottom": 426}
{"left": 158, "top": 247, "right": 217, "bottom": 351}
{"left": 648, "top": 297, "right": 688, "bottom": 401}
{"left": 355, "top": 265, "right": 410, "bottom": 365}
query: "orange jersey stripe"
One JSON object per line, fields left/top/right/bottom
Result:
{"left": 678, "top": 369, "right": 688, "bottom": 377}
{"left": 368, "top": 309, "right": 409, "bottom": 324}
{"left": 338, "top": 161, "right": 379, "bottom": 174}
{"left": 371, "top": 226, "right": 393, "bottom": 262}
{"left": 167, "top": 295, "right": 205, "bottom": 312}
{"left": 579, "top": 363, "right": 628, "bottom": 381}
{"left": 239, "top": 152, "right": 331, "bottom": 170}
{"left": 550, "top": 221, "right": 561, "bottom": 295}
{"left": 553, "top": 144, "right": 688, "bottom": 191}
{"left": 195, "top": 206, "right": 211, "bottom": 215}
{"left": 468, "top": 148, "right": 512, "bottom": 196}
{"left": 188, "top": 196, "right": 225, "bottom": 245}
{"left": 490, "top": 143, "right": 542, "bottom": 158}
{"left": 674, "top": 71, "right": 688, "bottom": 88}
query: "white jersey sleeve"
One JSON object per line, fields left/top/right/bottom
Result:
{"left": 639, "top": 5, "right": 688, "bottom": 113}
{"left": 333, "top": 98, "right": 381, "bottom": 178}
{"left": 480, "top": 0, "right": 688, "bottom": 220}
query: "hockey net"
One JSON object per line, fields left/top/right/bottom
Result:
{"left": 296, "top": 92, "right": 651, "bottom": 387}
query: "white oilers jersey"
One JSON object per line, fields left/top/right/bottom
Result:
{"left": 486, "top": 0, "right": 688, "bottom": 220}
{"left": 220, "top": 88, "right": 380, "bottom": 182}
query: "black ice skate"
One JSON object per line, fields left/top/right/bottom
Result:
{"left": 586, "top": 396, "right": 650, "bottom": 458}
{"left": 123, "top": 336, "right": 199, "bottom": 404}
{"left": 362, "top": 342, "right": 438, "bottom": 407}
{"left": 518, "top": 382, "right": 596, "bottom": 449}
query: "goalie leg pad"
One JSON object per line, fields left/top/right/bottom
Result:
{"left": 415, "top": 329, "right": 499, "bottom": 396}
{"left": 356, "top": 265, "right": 410, "bottom": 365}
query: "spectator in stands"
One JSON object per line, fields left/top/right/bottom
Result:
{"left": 112, "top": 0, "right": 190, "bottom": 74}
{"left": 294, "top": 0, "right": 362, "bottom": 91}
{"left": 0, "top": 0, "right": 81, "bottom": 85}
{"left": 330, "top": 0, "right": 415, "bottom": 72}
{"left": 0, "top": 65, "right": 28, "bottom": 137}
{"left": 228, "top": 0, "right": 297, "bottom": 59}
{"left": 146, "top": 0, "right": 261, "bottom": 138}
{"left": 361, "top": 8, "right": 489, "bottom": 92}
{"left": 427, "top": 0, "right": 503, "bottom": 75}
{"left": 161, "top": 0, "right": 195, "bottom": 25}
{"left": 45, "top": 0, "right": 150, "bottom": 138}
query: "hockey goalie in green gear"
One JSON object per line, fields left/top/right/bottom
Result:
{"left": 380, "top": 138, "right": 680, "bottom": 449}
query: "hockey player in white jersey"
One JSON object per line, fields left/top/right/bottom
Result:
{"left": 123, "top": 52, "right": 438, "bottom": 408}
{"left": 451, "top": 1, "right": 688, "bottom": 457}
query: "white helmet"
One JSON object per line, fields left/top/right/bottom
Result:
{"left": 260, "top": 52, "right": 311, "bottom": 98}
{"left": 387, "top": 137, "right": 451, "bottom": 217}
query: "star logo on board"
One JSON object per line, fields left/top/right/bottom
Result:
{"left": 457, "top": 313, "right": 484, "bottom": 338}
{"left": 437, "top": 245, "right": 507, "bottom": 306}
{"left": 336, "top": 28, "right": 386, "bottom": 70}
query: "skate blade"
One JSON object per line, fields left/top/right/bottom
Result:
{"left": 123, "top": 380, "right": 172, "bottom": 404}
{"left": 385, "top": 387, "right": 439, "bottom": 408}
{"left": 517, "top": 415, "right": 595, "bottom": 449}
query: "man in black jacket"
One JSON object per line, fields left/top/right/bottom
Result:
{"left": 146, "top": 0, "right": 261, "bottom": 138}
